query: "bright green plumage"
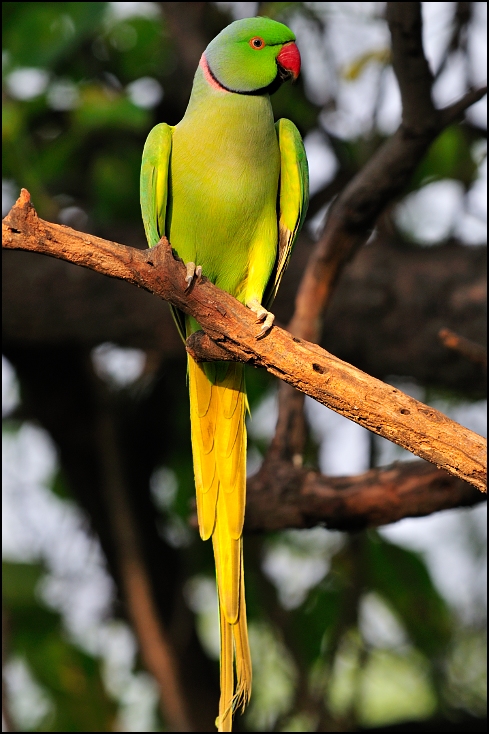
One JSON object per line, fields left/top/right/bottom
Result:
{"left": 141, "top": 16, "right": 308, "bottom": 731}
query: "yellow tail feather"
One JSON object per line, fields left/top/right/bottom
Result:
{"left": 233, "top": 550, "right": 252, "bottom": 712}
{"left": 217, "top": 611, "right": 234, "bottom": 732}
{"left": 188, "top": 356, "right": 252, "bottom": 731}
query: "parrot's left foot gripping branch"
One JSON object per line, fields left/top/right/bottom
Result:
{"left": 184, "top": 261, "right": 203, "bottom": 292}
{"left": 246, "top": 297, "right": 275, "bottom": 338}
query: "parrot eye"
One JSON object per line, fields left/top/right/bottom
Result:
{"left": 249, "top": 36, "right": 265, "bottom": 49}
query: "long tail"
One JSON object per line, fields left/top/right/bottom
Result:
{"left": 188, "top": 356, "right": 252, "bottom": 732}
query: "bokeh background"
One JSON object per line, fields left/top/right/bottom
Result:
{"left": 2, "top": 2, "right": 487, "bottom": 732}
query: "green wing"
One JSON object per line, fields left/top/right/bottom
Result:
{"left": 140, "top": 122, "right": 173, "bottom": 248}
{"left": 141, "top": 123, "right": 188, "bottom": 339}
{"left": 264, "top": 118, "right": 309, "bottom": 310}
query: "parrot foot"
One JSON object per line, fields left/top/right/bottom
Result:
{"left": 246, "top": 298, "right": 275, "bottom": 338}
{"left": 185, "top": 262, "right": 202, "bottom": 291}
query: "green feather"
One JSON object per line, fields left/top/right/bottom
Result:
{"left": 140, "top": 123, "right": 172, "bottom": 247}
{"left": 263, "top": 118, "right": 309, "bottom": 309}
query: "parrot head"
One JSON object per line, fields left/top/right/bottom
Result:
{"left": 202, "top": 17, "right": 301, "bottom": 95}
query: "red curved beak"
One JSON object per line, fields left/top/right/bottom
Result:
{"left": 276, "top": 42, "right": 301, "bottom": 81}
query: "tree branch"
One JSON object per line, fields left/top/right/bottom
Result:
{"left": 3, "top": 190, "right": 486, "bottom": 493}
{"left": 273, "top": 0, "right": 486, "bottom": 467}
{"left": 440, "top": 84, "right": 488, "bottom": 126}
{"left": 439, "top": 328, "right": 487, "bottom": 369}
{"left": 3, "top": 232, "right": 486, "bottom": 395}
{"left": 245, "top": 460, "right": 484, "bottom": 532}
{"left": 386, "top": 2, "right": 436, "bottom": 132}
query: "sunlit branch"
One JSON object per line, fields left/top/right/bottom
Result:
{"left": 2, "top": 190, "right": 486, "bottom": 493}
{"left": 272, "top": 1, "right": 486, "bottom": 470}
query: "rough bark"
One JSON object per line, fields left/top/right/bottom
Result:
{"left": 3, "top": 191, "right": 486, "bottom": 493}
{"left": 3, "top": 232, "right": 486, "bottom": 395}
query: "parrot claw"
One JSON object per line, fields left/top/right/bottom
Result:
{"left": 185, "top": 262, "right": 202, "bottom": 291}
{"left": 246, "top": 298, "right": 275, "bottom": 338}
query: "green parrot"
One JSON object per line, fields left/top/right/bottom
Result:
{"left": 140, "top": 16, "right": 308, "bottom": 731}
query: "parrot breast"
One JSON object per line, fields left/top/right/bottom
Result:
{"left": 168, "top": 74, "right": 280, "bottom": 301}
